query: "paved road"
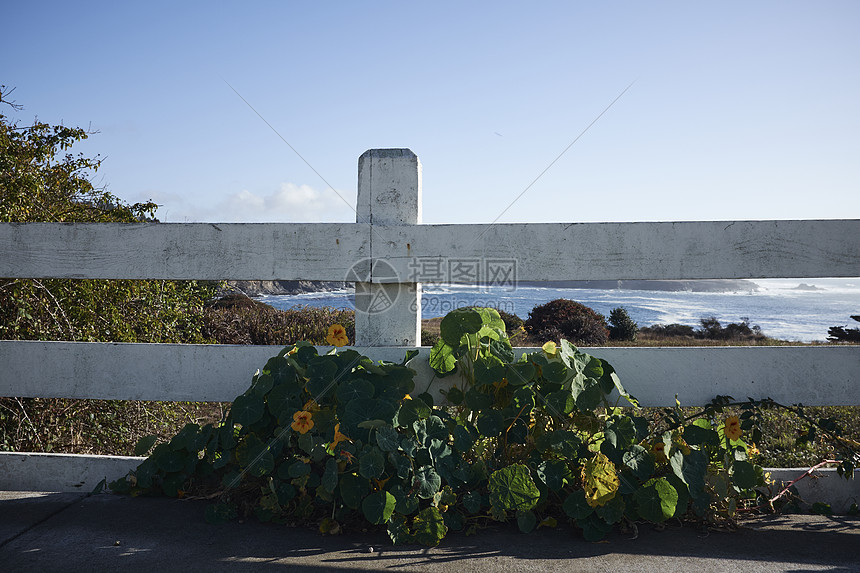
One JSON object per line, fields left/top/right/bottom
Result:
{"left": 2, "top": 491, "right": 859, "bottom": 572}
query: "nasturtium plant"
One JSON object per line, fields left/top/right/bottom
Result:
{"left": 111, "top": 307, "right": 788, "bottom": 545}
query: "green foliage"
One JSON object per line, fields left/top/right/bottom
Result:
{"left": 524, "top": 299, "right": 609, "bottom": 345}
{"left": 696, "top": 317, "right": 765, "bottom": 341}
{"left": 608, "top": 307, "right": 638, "bottom": 342}
{"left": 0, "top": 87, "right": 218, "bottom": 344}
{"left": 203, "top": 294, "right": 355, "bottom": 345}
{"left": 112, "top": 307, "right": 790, "bottom": 545}
{"left": 0, "top": 87, "right": 219, "bottom": 454}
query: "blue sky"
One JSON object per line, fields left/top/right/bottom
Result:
{"left": 3, "top": 1, "right": 858, "bottom": 224}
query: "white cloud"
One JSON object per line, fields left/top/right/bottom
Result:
{"left": 135, "top": 183, "right": 356, "bottom": 223}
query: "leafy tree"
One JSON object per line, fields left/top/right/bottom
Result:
{"left": 0, "top": 85, "right": 217, "bottom": 343}
{"left": 1, "top": 86, "right": 219, "bottom": 454}
{"left": 608, "top": 307, "right": 638, "bottom": 341}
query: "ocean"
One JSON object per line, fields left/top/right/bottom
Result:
{"left": 255, "top": 278, "right": 860, "bottom": 343}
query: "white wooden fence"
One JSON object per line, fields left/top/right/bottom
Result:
{"left": 1, "top": 148, "right": 858, "bottom": 492}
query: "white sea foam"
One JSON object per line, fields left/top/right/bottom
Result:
{"left": 257, "top": 278, "right": 860, "bottom": 343}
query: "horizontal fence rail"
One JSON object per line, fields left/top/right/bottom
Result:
{"left": 0, "top": 341, "right": 858, "bottom": 407}
{"left": 0, "top": 222, "right": 369, "bottom": 280}
{"left": 1, "top": 148, "right": 858, "bottom": 493}
{"left": 2, "top": 220, "right": 859, "bottom": 281}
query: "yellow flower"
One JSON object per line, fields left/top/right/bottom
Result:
{"left": 542, "top": 341, "right": 558, "bottom": 357}
{"left": 724, "top": 415, "right": 742, "bottom": 441}
{"left": 326, "top": 324, "right": 349, "bottom": 347}
{"left": 403, "top": 394, "right": 412, "bottom": 401}
{"left": 291, "top": 410, "right": 314, "bottom": 434}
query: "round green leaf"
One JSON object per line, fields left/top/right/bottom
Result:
{"left": 230, "top": 394, "right": 265, "bottom": 427}
{"left": 464, "top": 386, "right": 494, "bottom": 412}
{"left": 505, "top": 362, "right": 536, "bottom": 386}
{"left": 516, "top": 509, "right": 537, "bottom": 533}
{"left": 563, "top": 490, "right": 593, "bottom": 520}
{"left": 488, "top": 464, "right": 541, "bottom": 511}
{"left": 339, "top": 473, "right": 369, "bottom": 509}
{"left": 445, "top": 386, "right": 464, "bottom": 405}
{"left": 375, "top": 425, "right": 400, "bottom": 451}
{"left": 155, "top": 450, "right": 186, "bottom": 473}
{"left": 397, "top": 399, "right": 431, "bottom": 428}
{"left": 362, "top": 490, "right": 396, "bottom": 525}
{"left": 579, "top": 513, "right": 613, "bottom": 541}
{"left": 440, "top": 308, "right": 483, "bottom": 346}
{"left": 623, "top": 444, "right": 655, "bottom": 481}
{"left": 337, "top": 378, "right": 375, "bottom": 402}
{"left": 134, "top": 435, "right": 158, "bottom": 456}
{"left": 414, "top": 466, "right": 442, "bottom": 499}
{"left": 536, "top": 460, "right": 569, "bottom": 491}
{"left": 683, "top": 424, "right": 720, "bottom": 447}
{"left": 391, "top": 484, "right": 419, "bottom": 515}
{"left": 732, "top": 460, "right": 759, "bottom": 489}
{"left": 413, "top": 506, "right": 448, "bottom": 546}
{"left": 634, "top": 477, "right": 678, "bottom": 523}
{"left": 359, "top": 449, "right": 385, "bottom": 480}
{"left": 429, "top": 340, "right": 457, "bottom": 375}
{"left": 477, "top": 410, "right": 505, "bottom": 438}
{"left": 462, "top": 490, "right": 483, "bottom": 514}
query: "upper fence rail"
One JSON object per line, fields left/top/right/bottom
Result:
{"left": 1, "top": 219, "right": 858, "bottom": 281}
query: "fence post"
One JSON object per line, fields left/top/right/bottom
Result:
{"left": 353, "top": 149, "right": 422, "bottom": 346}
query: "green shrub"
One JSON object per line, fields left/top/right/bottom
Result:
{"left": 525, "top": 299, "right": 609, "bottom": 345}
{"left": 640, "top": 323, "right": 696, "bottom": 338}
{"left": 696, "top": 317, "right": 765, "bottom": 341}
{"left": 115, "top": 308, "right": 815, "bottom": 545}
{"left": 608, "top": 307, "right": 638, "bottom": 341}
{"left": 202, "top": 295, "right": 355, "bottom": 345}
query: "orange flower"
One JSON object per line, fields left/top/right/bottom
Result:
{"left": 724, "top": 416, "right": 742, "bottom": 441}
{"left": 331, "top": 423, "right": 352, "bottom": 448}
{"left": 326, "top": 324, "right": 349, "bottom": 347}
{"left": 291, "top": 410, "right": 314, "bottom": 434}
{"left": 652, "top": 441, "right": 667, "bottom": 463}
{"left": 302, "top": 399, "right": 320, "bottom": 413}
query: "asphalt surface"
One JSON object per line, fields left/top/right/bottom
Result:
{"left": 1, "top": 491, "right": 859, "bottom": 572}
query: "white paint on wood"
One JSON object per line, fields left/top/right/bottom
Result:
{"left": 376, "top": 220, "right": 860, "bottom": 281}
{"left": 766, "top": 467, "right": 860, "bottom": 514}
{"left": 0, "top": 222, "right": 369, "bottom": 280}
{"left": 1, "top": 341, "right": 857, "bottom": 407}
{"left": 0, "top": 452, "right": 143, "bottom": 492}
{"left": 2, "top": 220, "right": 857, "bottom": 282}
{"left": 354, "top": 149, "right": 422, "bottom": 346}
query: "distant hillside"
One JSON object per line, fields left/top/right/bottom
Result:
{"left": 226, "top": 279, "right": 760, "bottom": 296}
{"left": 516, "top": 279, "right": 761, "bottom": 292}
